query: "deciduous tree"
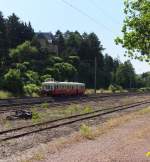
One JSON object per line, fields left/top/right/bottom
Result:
{"left": 115, "top": 0, "right": 150, "bottom": 62}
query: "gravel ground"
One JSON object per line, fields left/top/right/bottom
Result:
{"left": 1, "top": 94, "right": 150, "bottom": 160}
{"left": 44, "top": 112, "right": 150, "bottom": 162}
{"left": 0, "top": 94, "right": 149, "bottom": 131}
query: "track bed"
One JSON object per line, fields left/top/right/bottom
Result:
{"left": 0, "top": 93, "right": 150, "bottom": 159}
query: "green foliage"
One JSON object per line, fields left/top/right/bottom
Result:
{"left": 115, "top": 0, "right": 150, "bottom": 62}
{"left": 0, "top": 10, "right": 149, "bottom": 95}
{"left": 108, "top": 84, "right": 123, "bottom": 93}
{"left": 108, "top": 84, "right": 116, "bottom": 93}
{"left": 115, "top": 60, "right": 136, "bottom": 89}
{"left": 54, "top": 30, "right": 65, "bottom": 55}
{"left": 139, "top": 87, "right": 150, "bottom": 92}
{"left": 32, "top": 112, "right": 41, "bottom": 123}
{"left": 7, "top": 13, "right": 34, "bottom": 48}
{"left": 67, "top": 56, "right": 80, "bottom": 67}
{"left": 25, "top": 70, "right": 40, "bottom": 84}
{"left": 64, "top": 105, "right": 80, "bottom": 116}
{"left": 52, "top": 56, "right": 63, "bottom": 63}
{"left": 141, "top": 72, "right": 150, "bottom": 87}
{"left": 40, "top": 75, "right": 52, "bottom": 82}
{"left": 31, "top": 108, "right": 41, "bottom": 123}
{"left": 4, "top": 68, "right": 23, "bottom": 94}
{"left": 82, "top": 106, "right": 93, "bottom": 113}
{"left": 0, "top": 12, "right": 8, "bottom": 66}
{"left": 41, "top": 102, "right": 49, "bottom": 109}
{"left": 0, "top": 90, "right": 13, "bottom": 99}
{"left": 23, "top": 84, "right": 39, "bottom": 96}
{"left": 80, "top": 124, "right": 95, "bottom": 140}
{"left": 51, "top": 62, "right": 77, "bottom": 81}
{"left": 9, "top": 41, "right": 38, "bottom": 63}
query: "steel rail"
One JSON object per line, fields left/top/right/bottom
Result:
{"left": 0, "top": 92, "right": 147, "bottom": 107}
{"left": 0, "top": 99, "right": 149, "bottom": 142}
{"left": 0, "top": 92, "right": 149, "bottom": 114}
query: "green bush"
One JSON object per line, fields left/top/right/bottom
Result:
{"left": 41, "top": 75, "right": 52, "bottom": 82}
{"left": 108, "top": 84, "right": 123, "bottom": 93}
{"left": 23, "top": 84, "right": 39, "bottom": 96}
{"left": 138, "top": 87, "right": 150, "bottom": 92}
{"left": 82, "top": 106, "right": 93, "bottom": 114}
{"left": 4, "top": 68, "right": 23, "bottom": 94}
{"left": 80, "top": 124, "right": 95, "bottom": 140}
{"left": 41, "top": 102, "right": 49, "bottom": 109}
{"left": 32, "top": 111, "right": 41, "bottom": 123}
{"left": 0, "top": 90, "right": 13, "bottom": 99}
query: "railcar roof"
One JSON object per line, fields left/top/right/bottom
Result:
{"left": 42, "top": 81, "right": 85, "bottom": 86}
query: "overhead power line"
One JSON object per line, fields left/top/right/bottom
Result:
{"left": 60, "top": 0, "right": 116, "bottom": 35}
{"left": 88, "top": 0, "right": 121, "bottom": 25}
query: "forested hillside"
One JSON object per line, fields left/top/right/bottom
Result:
{"left": 0, "top": 11, "right": 149, "bottom": 96}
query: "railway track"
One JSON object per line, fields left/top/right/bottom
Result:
{"left": 0, "top": 92, "right": 148, "bottom": 107}
{"left": 0, "top": 92, "right": 149, "bottom": 114}
{"left": 0, "top": 99, "right": 150, "bottom": 142}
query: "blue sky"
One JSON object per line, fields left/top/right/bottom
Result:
{"left": 1, "top": 0, "right": 150, "bottom": 74}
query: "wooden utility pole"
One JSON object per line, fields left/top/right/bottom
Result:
{"left": 94, "top": 56, "right": 97, "bottom": 94}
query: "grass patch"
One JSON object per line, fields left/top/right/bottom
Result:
{"left": 82, "top": 106, "right": 93, "bottom": 114}
{"left": 20, "top": 152, "right": 45, "bottom": 162}
{"left": 41, "top": 102, "right": 49, "bottom": 109}
{"left": 135, "top": 106, "right": 150, "bottom": 115}
{"left": 31, "top": 106, "right": 42, "bottom": 123}
{"left": 0, "top": 90, "right": 13, "bottom": 99}
{"left": 64, "top": 105, "right": 93, "bottom": 116}
{"left": 30, "top": 104, "right": 94, "bottom": 124}
{"left": 32, "top": 111, "right": 41, "bottom": 123}
{"left": 4, "top": 120, "right": 12, "bottom": 129}
{"left": 80, "top": 124, "right": 95, "bottom": 140}
{"left": 64, "top": 104, "right": 81, "bottom": 116}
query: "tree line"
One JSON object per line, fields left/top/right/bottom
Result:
{"left": 0, "top": 11, "right": 149, "bottom": 96}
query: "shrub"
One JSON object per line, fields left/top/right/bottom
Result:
{"left": 4, "top": 68, "right": 23, "bottom": 94}
{"left": 31, "top": 108, "right": 41, "bottom": 123}
{"left": 23, "top": 84, "right": 39, "bottom": 96}
{"left": 0, "top": 90, "right": 13, "bottom": 99}
{"left": 138, "top": 87, "right": 150, "bottom": 92}
{"left": 64, "top": 105, "right": 79, "bottom": 116}
{"left": 82, "top": 106, "right": 93, "bottom": 114}
{"left": 41, "top": 75, "right": 52, "bottom": 82}
{"left": 108, "top": 84, "right": 123, "bottom": 93}
{"left": 85, "top": 89, "right": 94, "bottom": 94}
{"left": 80, "top": 124, "right": 95, "bottom": 140}
{"left": 41, "top": 102, "right": 49, "bottom": 109}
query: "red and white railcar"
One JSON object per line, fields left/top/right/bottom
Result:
{"left": 41, "top": 80, "right": 85, "bottom": 96}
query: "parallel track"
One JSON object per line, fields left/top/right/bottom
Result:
{"left": 0, "top": 92, "right": 149, "bottom": 114}
{"left": 0, "top": 92, "right": 148, "bottom": 107}
{"left": 0, "top": 99, "right": 150, "bottom": 142}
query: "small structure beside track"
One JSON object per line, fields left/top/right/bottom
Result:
{"left": 6, "top": 110, "right": 32, "bottom": 120}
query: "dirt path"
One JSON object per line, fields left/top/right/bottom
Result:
{"left": 44, "top": 113, "right": 150, "bottom": 162}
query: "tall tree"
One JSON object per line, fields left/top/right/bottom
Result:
{"left": 116, "top": 60, "right": 136, "bottom": 88}
{"left": 65, "top": 31, "right": 82, "bottom": 52}
{"left": 115, "top": 0, "right": 150, "bottom": 62}
{"left": 104, "top": 54, "right": 114, "bottom": 72}
{"left": 53, "top": 30, "right": 65, "bottom": 56}
{"left": 79, "top": 32, "right": 104, "bottom": 88}
{"left": 103, "top": 54, "right": 114, "bottom": 87}
{"left": 0, "top": 11, "right": 8, "bottom": 68}
{"left": 141, "top": 72, "right": 150, "bottom": 87}
{"left": 6, "top": 13, "right": 34, "bottom": 48}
